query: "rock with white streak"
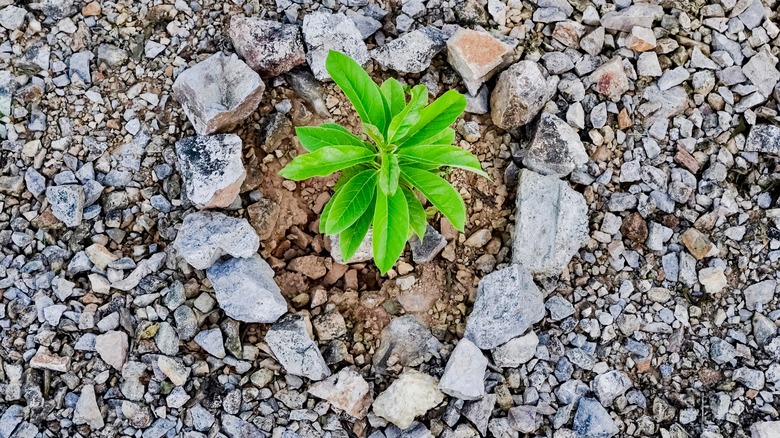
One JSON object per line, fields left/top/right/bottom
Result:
{"left": 302, "top": 12, "right": 370, "bottom": 81}
{"left": 491, "top": 61, "right": 556, "bottom": 130}
{"left": 172, "top": 52, "right": 265, "bottom": 135}
{"left": 447, "top": 28, "right": 512, "bottom": 95}
{"left": 73, "top": 385, "right": 104, "bottom": 429}
{"left": 0, "top": 5, "right": 26, "bottom": 30}
{"left": 228, "top": 16, "right": 305, "bottom": 76}
{"left": 512, "top": 169, "right": 589, "bottom": 276}
{"left": 46, "top": 185, "right": 85, "bottom": 227}
{"left": 372, "top": 27, "right": 446, "bottom": 73}
{"left": 523, "top": 112, "right": 588, "bottom": 177}
{"left": 439, "top": 338, "right": 487, "bottom": 400}
{"left": 175, "top": 134, "right": 246, "bottom": 209}
{"left": 265, "top": 314, "right": 331, "bottom": 381}
{"left": 465, "top": 264, "right": 545, "bottom": 349}
{"left": 373, "top": 315, "right": 442, "bottom": 373}
{"left": 600, "top": 4, "right": 663, "bottom": 31}
{"left": 173, "top": 211, "right": 259, "bottom": 270}
{"left": 372, "top": 370, "right": 444, "bottom": 429}
{"left": 206, "top": 255, "right": 287, "bottom": 324}
{"left": 308, "top": 367, "right": 373, "bottom": 418}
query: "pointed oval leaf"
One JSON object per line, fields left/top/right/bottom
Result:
{"left": 373, "top": 188, "right": 409, "bottom": 274}
{"left": 378, "top": 153, "right": 400, "bottom": 195}
{"left": 397, "top": 145, "right": 489, "bottom": 178}
{"left": 387, "top": 85, "right": 428, "bottom": 143}
{"left": 279, "top": 146, "right": 376, "bottom": 180}
{"left": 381, "top": 78, "right": 406, "bottom": 117}
{"left": 338, "top": 198, "right": 374, "bottom": 262}
{"left": 320, "top": 188, "right": 339, "bottom": 233}
{"left": 398, "top": 90, "right": 466, "bottom": 147}
{"left": 326, "top": 50, "right": 387, "bottom": 132}
{"left": 403, "top": 187, "right": 427, "bottom": 240}
{"left": 295, "top": 125, "right": 368, "bottom": 152}
{"left": 400, "top": 166, "right": 466, "bottom": 231}
{"left": 326, "top": 169, "right": 379, "bottom": 235}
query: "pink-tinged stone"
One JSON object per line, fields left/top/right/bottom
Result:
{"left": 627, "top": 26, "right": 657, "bottom": 52}
{"left": 447, "top": 28, "right": 512, "bottom": 95}
{"left": 589, "top": 57, "right": 630, "bottom": 101}
{"left": 308, "top": 367, "right": 373, "bottom": 418}
{"left": 30, "top": 347, "right": 70, "bottom": 372}
{"left": 552, "top": 20, "right": 586, "bottom": 48}
{"left": 95, "top": 330, "right": 129, "bottom": 371}
{"left": 172, "top": 52, "right": 265, "bottom": 135}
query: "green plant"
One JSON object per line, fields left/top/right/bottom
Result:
{"left": 280, "top": 50, "right": 487, "bottom": 274}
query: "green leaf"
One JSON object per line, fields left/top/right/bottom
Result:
{"left": 403, "top": 187, "right": 427, "bottom": 240}
{"left": 362, "top": 123, "right": 386, "bottom": 148}
{"left": 279, "top": 146, "right": 376, "bottom": 180}
{"left": 373, "top": 188, "right": 409, "bottom": 274}
{"left": 325, "top": 169, "right": 379, "bottom": 235}
{"left": 381, "top": 78, "right": 406, "bottom": 117}
{"left": 338, "top": 199, "right": 374, "bottom": 262}
{"left": 333, "top": 163, "right": 370, "bottom": 192}
{"left": 400, "top": 166, "right": 466, "bottom": 231}
{"left": 398, "top": 90, "right": 466, "bottom": 147}
{"left": 326, "top": 50, "right": 387, "bottom": 132}
{"left": 378, "top": 153, "right": 400, "bottom": 195}
{"left": 387, "top": 85, "right": 427, "bottom": 143}
{"left": 295, "top": 125, "right": 367, "bottom": 152}
{"left": 320, "top": 189, "right": 338, "bottom": 233}
{"left": 422, "top": 127, "right": 456, "bottom": 146}
{"left": 397, "top": 145, "right": 489, "bottom": 178}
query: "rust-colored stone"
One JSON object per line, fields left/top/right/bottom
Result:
{"left": 621, "top": 212, "right": 648, "bottom": 244}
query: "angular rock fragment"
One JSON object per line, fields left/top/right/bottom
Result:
{"left": 372, "top": 370, "right": 444, "bottom": 429}
{"left": 157, "top": 356, "right": 190, "bottom": 387}
{"left": 302, "top": 12, "right": 370, "bottom": 81}
{"left": 175, "top": 134, "right": 246, "bottom": 209}
{"left": 410, "top": 225, "right": 448, "bottom": 263}
{"left": 589, "top": 57, "right": 630, "bottom": 101}
{"left": 491, "top": 61, "right": 555, "bottom": 130}
{"left": 523, "top": 112, "right": 588, "bottom": 177}
{"left": 265, "top": 314, "right": 330, "bottom": 381}
{"left": 331, "top": 231, "right": 373, "bottom": 264}
{"left": 465, "top": 264, "right": 545, "bottom": 349}
{"left": 206, "top": 255, "right": 287, "bottom": 324}
{"left": 746, "top": 124, "right": 780, "bottom": 155}
{"left": 512, "top": 170, "right": 589, "bottom": 276}
{"left": 372, "top": 27, "right": 446, "bottom": 73}
{"left": 681, "top": 228, "right": 716, "bottom": 260}
{"left": 439, "top": 338, "right": 487, "bottom": 400}
{"left": 751, "top": 421, "right": 780, "bottom": 438}
{"left": 448, "top": 28, "right": 512, "bottom": 95}
{"left": 492, "top": 331, "right": 538, "bottom": 368}
{"left": 95, "top": 330, "right": 128, "bottom": 371}
{"left": 0, "top": 70, "right": 15, "bottom": 116}
{"left": 591, "top": 371, "right": 632, "bottom": 407}
{"left": 573, "top": 397, "right": 618, "bottom": 437}
{"left": 30, "top": 347, "right": 70, "bottom": 372}
{"left": 172, "top": 52, "right": 264, "bottom": 135}
{"left": 194, "top": 328, "right": 226, "bottom": 359}
{"left": 46, "top": 185, "right": 85, "bottom": 227}
{"left": 228, "top": 16, "right": 305, "bottom": 76}
{"left": 0, "top": 6, "right": 26, "bottom": 31}
{"left": 174, "top": 211, "right": 259, "bottom": 269}
{"left": 600, "top": 4, "right": 663, "bottom": 31}
{"left": 373, "top": 315, "right": 442, "bottom": 373}
{"left": 73, "top": 385, "right": 104, "bottom": 429}
{"left": 308, "top": 367, "right": 373, "bottom": 418}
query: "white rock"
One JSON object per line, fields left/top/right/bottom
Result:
{"left": 173, "top": 211, "right": 259, "bottom": 270}
{"left": 439, "top": 338, "right": 487, "bottom": 400}
{"left": 73, "top": 385, "right": 104, "bottom": 429}
{"left": 302, "top": 12, "right": 370, "bottom": 81}
{"left": 372, "top": 370, "right": 444, "bottom": 429}
{"left": 308, "top": 367, "right": 373, "bottom": 418}
{"left": 492, "top": 331, "right": 539, "bottom": 368}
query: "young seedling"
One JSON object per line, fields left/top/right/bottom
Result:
{"left": 280, "top": 50, "right": 487, "bottom": 274}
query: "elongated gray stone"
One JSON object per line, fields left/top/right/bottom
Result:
{"left": 491, "top": 61, "right": 556, "bottom": 130}
{"left": 174, "top": 211, "right": 259, "bottom": 270}
{"left": 265, "top": 314, "right": 330, "bottom": 380}
{"left": 371, "top": 27, "right": 446, "bottom": 73}
{"left": 206, "top": 255, "right": 287, "bottom": 324}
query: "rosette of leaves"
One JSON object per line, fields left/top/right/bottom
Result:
{"left": 280, "top": 50, "right": 487, "bottom": 274}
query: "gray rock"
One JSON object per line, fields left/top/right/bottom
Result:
{"left": 746, "top": 124, "right": 780, "bottom": 155}
{"left": 492, "top": 331, "right": 538, "bottom": 368}
{"left": 710, "top": 337, "right": 738, "bottom": 364}
{"left": 573, "top": 397, "right": 618, "bottom": 438}
{"left": 523, "top": 112, "right": 588, "bottom": 177}
{"left": 172, "top": 52, "right": 265, "bottom": 135}
{"left": 491, "top": 61, "right": 556, "bottom": 130}
{"left": 97, "top": 44, "right": 128, "bottom": 67}
{"left": 228, "top": 16, "right": 305, "bottom": 76}
{"left": 448, "top": 28, "right": 512, "bottom": 95}
{"left": 190, "top": 404, "right": 215, "bottom": 432}
{"left": 221, "top": 414, "right": 264, "bottom": 438}
{"left": 73, "top": 385, "right": 104, "bottom": 429}
{"left": 371, "top": 27, "right": 446, "bottom": 73}
{"left": 46, "top": 185, "right": 85, "bottom": 227}
{"left": 410, "top": 225, "right": 448, "bottom": 263}
{"left": 734, "top": 367, "right": 765, "bottom": 390}
{"left": 372, "top": 369, "right": 444, "bottom": 429}
{"left": 331, "top": 230, "right": 373, "bottom": 264}
{"left": 546, "top": 295, "right": 575, "bottom": 321}
{"left": 508, "top": 406, "right": 541, "bottom": 433}
{"left": 302, "top": 11, "right": 370, "bottom": 81}
{"left": 373, "top": 315, "right": 442, "bottom": 373}
{"left": 0, "top": 70, "right": 15, "bottom": 116}
{"left": 753, "top": 313, "right": 776, "bottom": 346}
{"left": 143, "top": 418, "right": 176, "bottom": 438}
{"left": 591, "top": 371, "right": 632, "bottom": 406}
{"left": 308, "top": 367, "right": 373, "bottom": 418}
{"left": 155, "top": 322, "right": 179, "bottom": 356}
{"left": 465, "top": 264, "right": 545, "bottom": 349}
{"left": 175, "top": 134, "right": 246, "bottom": 209}
{"left": 744, "top": 280, "right": 776, "bottom": 310}
{"left": 0, "top": 6, "right": 26, "bottom": 31}
{"left": 69, "top": 51, "right": 92, "bottom": 85}
{"left": 600, "top": 4, "right": 663, "bottom": 31}
{"left": 512, "top": 170, "right": 589, "bottom": 276}
{"left": 265, "top": 314, "right": 331, "bottom": 381}
{"left": 206, "top": 255, "right": 287, "bottom": 324}
{"left": 157, "top": 356, "right": 191, "bottom": 387}
{"left": 0, "top": 404, "right": 23, "bottom": 438}
{"left": 439, "top": 338, "right": 487, "bottom": 400}
{"left": 657, "top": 67, "right": 690, "bottom": 91}
{"left": 743, "top": 49, "right": 780, "bottom": 97}
{"left": 346, "top": 10, "right": 382, "bottom": 38}
{"left": 194, "top": 328, "right": 226, "bottom": 359}
{"left": 24, "top": 167, "right": 46, "bottom": 198}
{"left": 174, "top": 211, "right": 259, "bottom": 270}
{"left": 751, "top": 421, "right": 780, "bottom": 438}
